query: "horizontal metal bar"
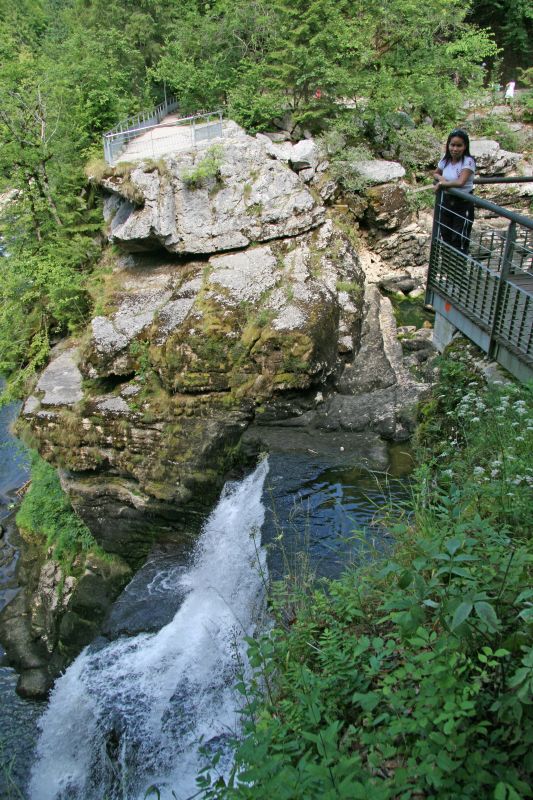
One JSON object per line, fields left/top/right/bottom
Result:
{"left": 443, "top": 188, "right": 533, "bottom": 230}
{"left": 103, "top": 97, "right": 179, "bottom": 138}
{"left": 474, "top": 176, "right": 533, "bottom": 185}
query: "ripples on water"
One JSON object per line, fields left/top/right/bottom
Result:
{"left": 263, "top": 451, "right": 411, "bottom": 579}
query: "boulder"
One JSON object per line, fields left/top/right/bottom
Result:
{"left": 290, "top": 139, "right": 319, "bottom": 172}
{"left": 102, "top": 136, "right": 325, "bottom": 254}
{"left": 22, "top": 222, "right": 365, "bottom": 555}
{"left": 373, "top": 221, "right": 432, "bottom": 271}
{"left": 33, "top": 350, "right": 83, "bottom": 407}
{"left": 379, "top": 273, "right": 416, "bottom": 294}
{"left": 470, "top": 139, "right": 521, "bottom": 175}
{"left": 351, "top": 160, "right": 406, "bottom": 185}
{"left": 365, "top": 183, "right": 410, "bottom": 230}
{"left": 331, "top": 285, "right": 431, "bottom": 439}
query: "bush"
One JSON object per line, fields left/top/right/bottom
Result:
{"left": 465, "top": 116, "right": 525, "bottom": 154}
{"left": 393, "top": 126, "right": 442, "bottom": 172}
{"left": 16, "top": 452, "right": 97, "bottom": 565}
{"left": 328, "top": 145, "right": 374, "bottom": 194}
{"left": 181, "top": 144, "right": 224, "bottom": 188}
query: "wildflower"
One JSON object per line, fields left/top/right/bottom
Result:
{"left": 491, "top": 469, "right": 500, "bottom": 478}
{"left": 515, "top": 407, "right": 527, "bottom": 415}
{"left": 442, "top": 469, "right": 453, "bottom": 478}
{"left": 471, "top": 417, "right": 480, "bottom": 423}
{"left": 491, "top": 460, "right": 502, "bottom": 467}
{"left": 515, "top": 436, "right": 525, "bottom": 442}
{"left": 473, "top": 466, "right": 485, "bottom": 476}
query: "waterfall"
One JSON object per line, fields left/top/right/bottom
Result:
{"left": 29, "top": 458, "right": 269, "bottom": 800}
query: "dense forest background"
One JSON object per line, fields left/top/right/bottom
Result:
{"left": 0, "top": 0, "right": 531, "bottom": 401}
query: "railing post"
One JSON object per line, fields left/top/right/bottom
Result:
{"left": 425, "top": 187, "right": 442, "bottom": 305}
{"left": 488, "top": 220, "right": 516, "bottom": 356}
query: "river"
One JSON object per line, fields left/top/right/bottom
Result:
{"left": 0, "top": 412, "right": 411, "bottom": 799}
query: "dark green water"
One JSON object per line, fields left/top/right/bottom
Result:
{"left": 391, "top": 296, "right": 435, "bottom": 329}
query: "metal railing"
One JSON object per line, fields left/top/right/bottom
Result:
{"left": 103, "top": 96, "right": 179, "bottom": 165}
{"left": 426, "top": 178, "right": 533, "bottom": 381}
{"left": 102, "top": 103, "right": 224, "bottom": 165}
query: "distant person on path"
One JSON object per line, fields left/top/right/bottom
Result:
{"left": 504, "top": 80, "right": 516, "bottom": 104}
{"left": 433, "top": 128, "right": 476, "bottom": 254}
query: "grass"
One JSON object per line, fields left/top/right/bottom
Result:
{"left": 181, "top": 144, "right": 224, "bottom": 189}
{"left": 16, "top": 450, "right": 105, "bottom": 571}
{"left": 197, "top": 343, "right": 533, "bottom": 800}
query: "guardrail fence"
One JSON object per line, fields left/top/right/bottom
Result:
{"left": 426, "top": 179, "right": 533, "bottom": 382}
{"left": 103, "top": 104, "right": 224, "bottom": 166}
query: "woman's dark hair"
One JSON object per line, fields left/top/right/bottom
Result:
{"left": 442, "top": 128, "right": 474, "bottom": 166}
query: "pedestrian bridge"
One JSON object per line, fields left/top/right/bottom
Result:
{"left": 426, "top": 179, "right": 533, "bottom": 382}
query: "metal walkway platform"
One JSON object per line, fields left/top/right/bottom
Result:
{"left": 426, "top": 179, "right": 533, "bottom": 382}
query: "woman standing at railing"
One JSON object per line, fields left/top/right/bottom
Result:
{"left": 433, "top": 128, "right": 476, "bottom": 253}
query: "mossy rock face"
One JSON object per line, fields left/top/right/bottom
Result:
{"left": 364, "top": 183, "right": 410, "bottom": 231}
{"left": 0, "top": 531, "right": 132, "bottom": 697}
{"left": 22, "top": 218, "right": 364, "bottom": 562}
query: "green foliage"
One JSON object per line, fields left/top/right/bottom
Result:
{"left": 391, "top": 126, "right": 442, "bottom": 172}
{"left": 328, "top": 146, "right": 373, "bottom": 194}
{"left": 468, "top": 0, "right": 533, "bottom": 75}
{"left": 16, "top": 451, "right": 98, "bottom": 564}
{"left": 181, "top": 145, "right": 224, "bottom": 188}
{"left": 197, "top": 349, "right": 533, "bottom": 799}
{"left": 465, "top": 116, "right": 526, "bottom": 153}
{"left": 227, "top": 63, "right": 285, "bottom": 134}
{"left": 152, "top": 0, "right": 498, "bottom": 135}
{"left": 0, "top": 236, "right": 96, "bottom": 404}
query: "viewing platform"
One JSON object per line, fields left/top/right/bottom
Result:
{"left": 102, "top": 98, "right": 224, "bottom": 166}
{"left": 426, "top": 180, "right": 533, "bottom": 382}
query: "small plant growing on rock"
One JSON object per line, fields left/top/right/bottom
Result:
{"left": 329, "top": 146, "right": 373, "bottom": 194}
{"left": 335, "top": 280, "right": 363, "bottom": 299}
{"left": 181, "top": 145, "right": 224, "bottom": 189}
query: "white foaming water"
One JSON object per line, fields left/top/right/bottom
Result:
{"left": 29, "top": 459, "right": 269, "bottom": 800}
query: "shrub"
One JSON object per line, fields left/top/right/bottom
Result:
{"left": 16, "top": 452, "right": 98, "bottom": 565}
{"left": 181, "top": 145, "right": 224, "bottom": 188}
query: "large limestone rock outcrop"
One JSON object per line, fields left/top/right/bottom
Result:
{"left": 102, "top": 138, "right": 325, "bottom": 254}
{"left": 21, "top": 126, "right": 431, "bottom": 566}
{"left": 22, "top": 218, "right": 364, "bottom": 559}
